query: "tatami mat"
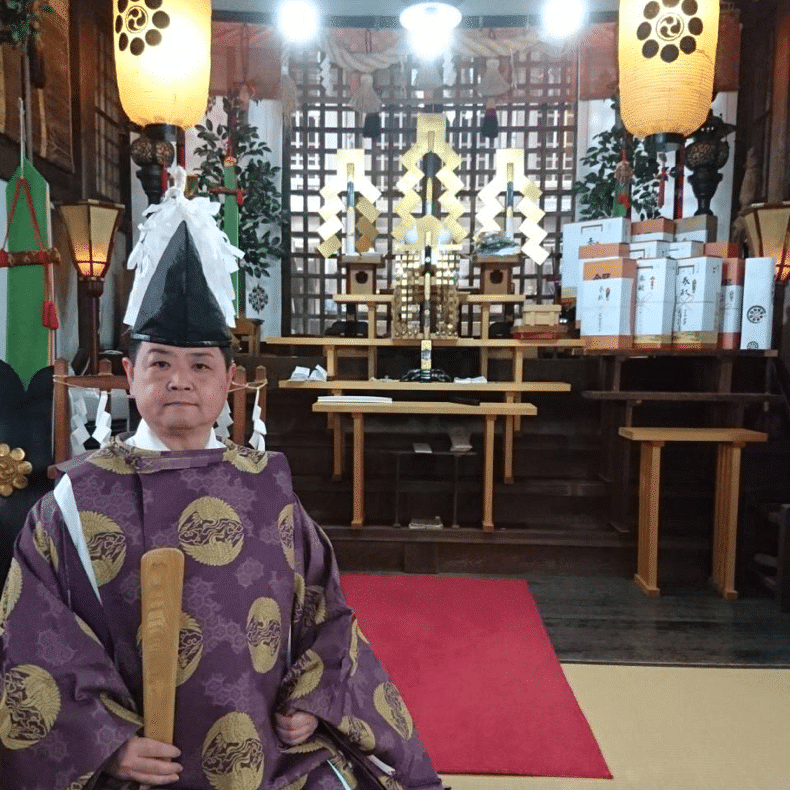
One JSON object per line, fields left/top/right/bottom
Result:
{"left": 441, "top": 664, "right": 790, "bottom": 790}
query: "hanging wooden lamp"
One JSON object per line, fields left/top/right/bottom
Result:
{"left": 618, "top": 0, "right": 720, "bottom": 149}
{"left": 113, "top": 0, "right": 211, "bottom": 128}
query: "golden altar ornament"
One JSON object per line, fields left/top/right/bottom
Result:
{"left": 477, "top": 149, "right": 549, "bottom": 265}
{"left": 318, "top": 150, "right": 381, "bottom": 258}
{"left": 0, "top": 444, "right": 33, "bottom": 497}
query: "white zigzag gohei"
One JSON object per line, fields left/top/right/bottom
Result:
{"left": 123, "top": 166, "right": 243, "bottom": 330}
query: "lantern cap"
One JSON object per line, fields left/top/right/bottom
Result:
{"left": 646, "top": 133, "right": 684, "bottom": 153}
{"left": 123, "top": 166, "right": 243, "bottom": 345}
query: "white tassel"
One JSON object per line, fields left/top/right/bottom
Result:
{"left": 478, "top": 58, "right": 509, "bottom": 97}
{"left": 123, "top": 166, "right": 242, "bottom": 331}
{"left": 414, "top": 61, "right": 443, "bottom": 91}
{"left": 348, "top": 73, "right": 381, "bottom": 115}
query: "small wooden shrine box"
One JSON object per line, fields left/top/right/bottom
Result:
{"left": 474, "top": 255, "right": 520, "bottom": 295}
{"left": 341, "top": 255, "right": 384, "bottom": 295}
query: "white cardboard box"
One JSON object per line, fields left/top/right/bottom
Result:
{"left": 629, "top": 240, "right": 670, "bottom": 259}
{"left": 675, "top": 257, "right": 722, "bottom": 306}
{"left": 667, "top": 240, "right": 705, "bottom": 259}
{"left": 636, "top": 258, "right": 677, "bottom": 304}
{"left": 740, "top": 257, "right": 775, "bottom": 350}
{"left": 635, "top": 300, "right": 675, "bottom": 348}
{"left": 674, "top": 215, "right": 717, "bottom": 244}
{"left": 580, "top": 277, "right": 634, "bottom": 337}
{"left": 561, "top": 219, "right": 631, "bottom": 300}
{"left": 673, "top": 300, "right": 719, "bottom": 348}
{"left": 720, "top": 285, "right": 744, "bottom": 334}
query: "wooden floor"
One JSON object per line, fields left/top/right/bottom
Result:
{"left": 521, "top": 574, "right": 790, "bottom": 666}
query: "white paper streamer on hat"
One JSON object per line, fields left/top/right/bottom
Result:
{"left": 249, "top": 389, "right": 267, "bottom": 452}
{"left": 123, "top": 166, "right": 243, "bottom": 331}
{"left": 214, "top": 400, "right": 233, "bottom": 440}
{"left": 91, "top": 391, "right": 113, "bottom": 448}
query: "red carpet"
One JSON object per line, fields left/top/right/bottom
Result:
{"left": 341, "top": 574, "right": 611, "bottom": 779}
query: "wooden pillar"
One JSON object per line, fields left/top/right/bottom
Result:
{"left": 768, "top": 4, "right": 790, "bottom": 202}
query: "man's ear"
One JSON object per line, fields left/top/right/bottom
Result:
{"left": 226, "top": 362, "right": 237, "bottom": 392}
{"left": 122, "top": 357, "right": 135, "bottom": 390}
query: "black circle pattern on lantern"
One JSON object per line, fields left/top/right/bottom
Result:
{"left": 117, "top": 0, "right": 168, "bottom": 56}
{"left": 638, "top": 0, "right": 704, "bottom": 62}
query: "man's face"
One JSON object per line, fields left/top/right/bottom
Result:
{"left": 123, "top": 343, "right": 235, "bottom": 449}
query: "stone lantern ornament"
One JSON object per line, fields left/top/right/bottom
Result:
{"left": 684, "top": 112, "right": 737, "bottom": 216}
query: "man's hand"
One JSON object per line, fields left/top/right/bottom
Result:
{"left": 105, "top": 736, "right": 182, "bottom": 785}
{"left": 275, "top": 710, "right": 319, "bottom": 745}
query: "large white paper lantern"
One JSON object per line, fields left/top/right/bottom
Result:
{"left": 114, "top": 0, "right": 211, "bottom": 128}
{"left": 619, "top": 0, "right": 719, "bottom": 146}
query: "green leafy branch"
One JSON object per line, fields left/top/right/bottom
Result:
{"left": 194, "top": 96, "right": 283, "bottom": 279}
{"left": 0, "top": 0, "right": 53, "bottom": 50}
{"left": 573, "top": 98, "right": 661, "bottom": 221}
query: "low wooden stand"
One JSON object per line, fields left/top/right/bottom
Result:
{"left": 313, "top": 400, "right": 537, "bottom": 531}
{"left": 619, "top": 427, "right": 768, "bottom": 599}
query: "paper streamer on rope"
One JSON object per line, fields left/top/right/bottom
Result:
{"left": 214, "top": 400, "right": 233, "bottom": 440}
{"left": 91, "top": 391, "right": 113, "bottom": 448}
{"left": 249, "top": 389, "right": 267, "bottom": 452}
{"left": 69, "top": 387, "right": 91, "bottom": 458}
{"left": 476, "top": 149, "right": 549, "bottom": 265}
{"left": 123, "top": 166, "right": 242, "bottom": 330}
{"left": 318, "top": 149, "right": 381, "bottom": 258}
{"left": 442, "top": 52, "right": 457, "bottom": 87}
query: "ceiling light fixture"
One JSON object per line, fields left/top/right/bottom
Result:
{"left": 276, "top": 0, "right": 320, "bottom": 44}
{"left": 541, "top": 0, "right": 587, "bottom": 41}
{"left": 400, "top": 2, "right": 463, "bottom": 60}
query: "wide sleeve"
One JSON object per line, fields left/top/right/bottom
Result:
{"left": 277, "top": 497, "right": 443, "bottom": 790}
{"left": 0, "top": 494, "right": 141, "bottom": 790}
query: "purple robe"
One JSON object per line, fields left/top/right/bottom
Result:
{"left": 0, "top": 439, "right": 443, "bottom": 790}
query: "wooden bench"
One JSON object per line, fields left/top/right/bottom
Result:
{"left": 284, "top": 378, "right": 570, "bottom": 481}
{"left": 313, "top": 400, "right": 537, "bottom": 531}
{"left": 619, "top": 427, "right": 768, "bottom": 599}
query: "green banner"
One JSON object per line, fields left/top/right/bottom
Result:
{"left": 5, "top": 160, "right": 51, "bottom": 386}
{"left": 223, "top": 161, "right": 241, "bottom": 315}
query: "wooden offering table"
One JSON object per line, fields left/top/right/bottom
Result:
{"left": 313, "top": 400, "right": 537, "bottom": 531}
{"left": 283, "top": 378, "right": 569, "bottom": 481}
{"left": 619, "top": 427, "right": 768, "bottom": 599}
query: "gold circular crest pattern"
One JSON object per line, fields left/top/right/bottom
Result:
{"left": 202, "top": 711, "right": 264, "bottom": 790}
{"left": 289, "top": 650, "right": 324, "bottom": 699}
{"left": 65, "top": 773, "right": 94, "bottom": 790}
{"left": 100, "top": 693, "right": 143, "bottom": 727}
{"left": 0, "top": 444, "right": 33, "bottom": 497}
{"left": 280, "top": 739, "right": 324, "bottom": 754}
{"left": 302, "top": 587, "right": 327, "bottom": 627}
{"left": 246, "top": 597, "right": 281, "bottom": 674}
{"left": 178, "top": 497, "right": 245, "bottom": 566}
{"left": 280, "top": 776, "right": 308, "bottom": 790}
{"left": 177, "top": 612, "right": 204, "bottom": 686}
{"left": 0, "top": 559, "right": 22, "bottom": 639}
{"left": 0, "top": 664, "right": 61, "bottom": 750}
{"left": 223, "top": 447, "right": 269, "bottom": 474}
{"left": 373, "top": 682, "right": 413, "bottom": 740}
{"left": 293, "top": 572, "right": 305, "bottom": 620}
{"left": 33, "top": 522, "right": 59, "bottom": 572}
{"left": 87, "top": 449, "right": 135, "bottom": 475}
{"left": 74, "top": 614, "right": 101, "bottom": 645}
{"left": 349, "top": 619, "right": 368, "bottom": 677}
{"left": 339, "top": 715, "right": 376, "bottom": 752}
{"left": 278, "top": 504, "right": 295, "bottom": 569}
{"left": 80, "top": 511, "right": 127, "bottom": 586}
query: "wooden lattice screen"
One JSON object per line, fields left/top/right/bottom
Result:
{"left": 285, "top": 43, "right": 578, "bottom": 336}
